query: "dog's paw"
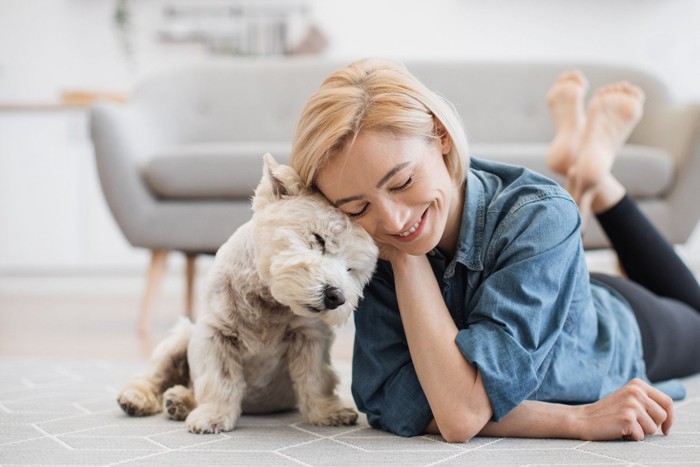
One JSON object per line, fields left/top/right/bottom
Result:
{"left": 185, "top": 404, "right": 238, "bottom": 434}
{"left": 117, "top": 382, "right": 161, "bottom": 417}
{"left": 307, "top": 406, "right": 358, "bottom": 426}
{"left": 163, "top": 385, "right": 196, "bottom": 421}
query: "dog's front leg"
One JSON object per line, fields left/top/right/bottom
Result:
{"left": 185, "top": 324, "right": 246, "bottom": 434}
{"left": 287, "top": 325, "right": 358, "bottom": 426}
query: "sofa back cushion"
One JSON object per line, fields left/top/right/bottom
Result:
{"left": 408, "top": 62, "right": 676, "bottom": 145}
{"left": 132, "top": 60, "right": 682, "bottom": 158}
{"left": 141, "top": 142, "right": 673, "bottom": 201}
{"left": 132, "top": 60, "right": 339, "bottom": 145}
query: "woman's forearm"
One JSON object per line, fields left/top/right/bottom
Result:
{"left": 426, "top": 379, "right": 675, "bottom": 442}
{"left": 423, "top": 401, "right": 576, "bottom": 439}
{"left": 391, "top": 253, "right": 492, "bottom": 441}
{"left": 478, "top": 401, "right": 578, "bottom": 438}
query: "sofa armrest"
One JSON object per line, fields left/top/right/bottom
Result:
{"left": 649, "top": 102, "right": 700, "bottom": 244}
{"left": 89, "top": 101, "right": 162, "bottom": 246}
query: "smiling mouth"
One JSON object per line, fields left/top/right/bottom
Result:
{"left": 394, "top": 208, "right": 428, "bottom": 241}
{"left": 399, "top": 217, "right": 422, "bottom": 237}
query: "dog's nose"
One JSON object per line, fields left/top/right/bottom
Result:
{"left": 323, "top": 286, "right": 345, "bottom": 310}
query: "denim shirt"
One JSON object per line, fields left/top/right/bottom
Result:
{"left": 351, "top": 157, "right": 685, "bottom": 438}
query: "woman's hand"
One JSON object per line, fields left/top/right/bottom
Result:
{"left": 376, "top": 242, "right": 407, "bottom": 264}
{"left": 575, "top": 378, "right": 674, "bottom": 441}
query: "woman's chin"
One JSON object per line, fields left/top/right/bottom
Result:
{"left": 391, "top": 237, "right": 439, "bottom": 257}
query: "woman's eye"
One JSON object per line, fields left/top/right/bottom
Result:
{"left": 392, "top": 176, "right": 413, "bottom": 192}
{"left": 347, "top": 204, "right": 369, "bottom": 219}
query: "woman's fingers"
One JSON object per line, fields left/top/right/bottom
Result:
{"left": 661, "top": 406, "right": 675, "bottom": 435}
{"left": 625, "top": 379, "right": 674, "bottom": 438}
{"left": 645, "top": 384, "right": 675, "bottom": 435}
{"left": 637, "top": 406, "right": 660, "bottom": 437}
{"left": 620, "top": 400, "right": 655, "bottom": 441}
{"left": 623, "top": 421, "right": 645, "bottom": 442}
{"left": 582, "top": 378, "right": 675, "bottom": 441}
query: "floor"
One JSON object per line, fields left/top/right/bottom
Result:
{"left": 1, "top": 359, "right": 698, "bottom": 467}
{"left": 1, "top": 246, "right": 700, "bottom": 466}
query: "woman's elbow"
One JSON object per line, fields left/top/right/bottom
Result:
{"left": 437, "top": 411, "right": 483, "bottom": 443}
{"left": 441, "top": 428, "right": 473, "bottom": 444}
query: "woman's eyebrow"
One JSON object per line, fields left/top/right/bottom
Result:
{"left": 376, "top": 162, "right": 411, "bottom": 189}
{"left": 333, "top": 161, "right": 412, "bottom": 208}
{"left": 334, "top": 195, "right": 364, "bottom": 208}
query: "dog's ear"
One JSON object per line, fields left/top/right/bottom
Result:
{"left": 253, "top": 153, "right": 308, "bottom": 210}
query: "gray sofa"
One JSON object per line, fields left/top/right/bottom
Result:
{"left": 90, "top": 59, "right": 700, "bottom": 327}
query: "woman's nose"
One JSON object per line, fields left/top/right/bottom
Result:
{"left": 375, "top": 199, "right": 409, "bottom": 234}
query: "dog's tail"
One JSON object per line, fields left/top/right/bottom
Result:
{"left": 148, "top": 317, "right": 194, "bottom": 385}
{"left": 152, "top": 317, "right": 194, "bottom": 358}
{"left": 118, "top": 318, "right": 194, "bottom": 417}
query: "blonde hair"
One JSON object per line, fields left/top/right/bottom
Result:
{"left": 290, "top": 58, "right": 469, "bottom": 189}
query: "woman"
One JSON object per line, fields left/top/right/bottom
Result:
{"left": 289, "top": 59, "right": 700, "bottom": 442}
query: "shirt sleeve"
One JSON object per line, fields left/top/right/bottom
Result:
{"left": 455, "top": 193, "right": 585, "bottom": 421}
{"left": 351, "top": 261, "right": 434, "bottom": 437}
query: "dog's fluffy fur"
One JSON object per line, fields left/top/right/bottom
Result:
{"left": 117, "top": 155, "right": 378, "bottom": 434}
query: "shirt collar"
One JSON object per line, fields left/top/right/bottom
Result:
{"left": 443, "top": 168, "right": 485, "bottom": 278}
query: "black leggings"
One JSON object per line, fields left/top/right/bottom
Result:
{"left": 590, "top": 195, "right": 700, "bottom": 382}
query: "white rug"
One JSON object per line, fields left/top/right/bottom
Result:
{"left": 1, "top": 360, "right": 699, "bottom": 466}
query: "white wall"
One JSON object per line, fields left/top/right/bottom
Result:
{"left": 310, "top": 0, "right": 700, "bottom": 102}
{"left": 1, "top": 0, "right": 699, "bottom": 102}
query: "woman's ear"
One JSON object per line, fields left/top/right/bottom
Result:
{"left": 434, "top": 119, "right": 452, "bottom": 155}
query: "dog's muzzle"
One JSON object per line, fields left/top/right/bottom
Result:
{"left": 322, "top": 286, "right": 345, "bottom": 310}
{"left": 305, "top": 286, "right": 346, "bottom": 313}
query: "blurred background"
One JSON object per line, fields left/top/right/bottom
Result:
{"left": 1, "top": 0, "right": 700, "bottom": 103}
{"left": 1, "top": 0, "right": 699, "bottom": 361}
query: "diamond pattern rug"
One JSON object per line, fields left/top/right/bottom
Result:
{"left": 1, "top": 360, "right": 699, "bottom": 466}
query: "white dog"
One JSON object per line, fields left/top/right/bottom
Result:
{"left": 117, "top": 154, "right": 378, "bottom": 434}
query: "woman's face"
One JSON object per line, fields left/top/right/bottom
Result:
{"left": 315, "top": 130, "right": 463, "bottom": 257}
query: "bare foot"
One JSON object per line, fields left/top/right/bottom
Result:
{"left": 568, "top": 82, "right": 645, "bottom": 206}
{"left": 546, "top": 70, "right": 589, "bottom": 176}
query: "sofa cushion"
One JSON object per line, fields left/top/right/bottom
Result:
{"left": 141, "top": 142, "right": 292, "bottom": 199}
{"left": 142, "top": 142, "right": 674, "bottom": 200}
{"left": 471, "top": 143, "right": 674, "bottom": 199}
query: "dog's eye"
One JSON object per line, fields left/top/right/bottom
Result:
{"left": 347, "top": 268, "right": 352, "bottom": 272}
{"left": 313, "top": 233, "right": 326, "bottom": 252}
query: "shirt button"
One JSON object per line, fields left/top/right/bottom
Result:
{"left": 428, "top": 249, "right": 436, "bottom": 257}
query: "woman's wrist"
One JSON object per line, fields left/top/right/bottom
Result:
{"left": 389, "top": 250, "right": 427, "bottom": 274}
{"left": 478, "top": 401, "right": 583, "bottom": 439}
{"left": 565, "top": 404, "right": 586, "bottom": 439}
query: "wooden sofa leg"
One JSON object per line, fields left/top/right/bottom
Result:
{"left": 185, "top": 253, "right": 197, "bottom": 320}
{"left": 138, "top": 249, "right": 169, "bottom": 334}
